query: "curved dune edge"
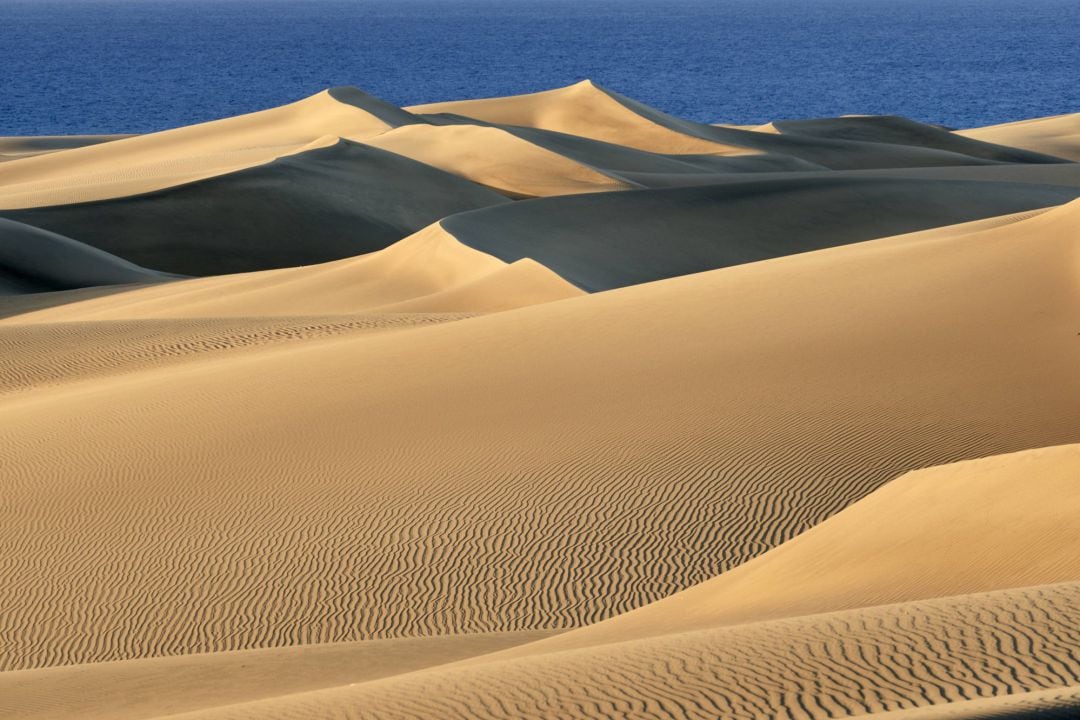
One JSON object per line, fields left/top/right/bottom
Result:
{"left": 0, "top": 217, "right": 178, "bottom": 294}
{"left": 0, "top": 134, "right": 342, "bottom": 210}
{"left": 5, "top": 443, "right": 1075, "bottom": 719}
{"left": 0, "top": 630, "right": 556, "bottom": 720}
{"left": 361, "top": 124, "right": 630, "bottom": 197}
{"left": 473, "top": 442, "right": 1080, "bottom": 662}
{"left": 0, "top": 222, "right": 583, "bottom": 322}
{"left": 125, "top": 441, "right": 1080, "bottom": 719}
{"left": 408, "top": 80, "right": 759, "bottom": 155}
{"left": 0, "top": 89, "right": 410, "bottom": 209}
{"left": 0, "top": 140, "right": 511, "bottom": 277}
{"left": 438, "top": 175, "right": 1079, "bottom": 292}
{"left": 110, "top": 583, "right": 1080, "bottom": 720}
{"left": 2, "top": 200, "right": 1080, "bottom": 671}
{"left": 958, "top": 113, "right": 1080, "bottom": 161}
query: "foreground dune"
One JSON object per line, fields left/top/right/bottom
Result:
{"left": 2, "top": 83, "right": 1078, "bottom": 719}
{"left": 0, "top": 631, "right": 554, "bottom": 720}
{"left": 481, "top": 443, "right": 1080, "bottom": 659}
{"left": 168, "top": 582, "right": 1078, "bottom": 720}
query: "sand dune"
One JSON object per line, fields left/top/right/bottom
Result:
{"left": 361, "top": 124, "right": 630, "bottom": 197}
{"left": 0, "top": 134, "right": 131, "bottom": 162}
{"left": 410, "top": 80, "right": 758, "bottom": 155}
{"left": 0, "top": 88, "right": 416, "bottom": 206}
{"left": 414, "top": 82, "right": 1070, "bottom": 170}
{"left": 958, "top": 113, "right": 1080, "bottom": 161}
{"left": 849, "top": 686, "right": 1080, "bottom": 719}
{"left": 0, "top": 217, "right": 178, "bottom": 294}
{"left": 771, "top": 115, "right": 1067, "bottom": 163}
{"left": 0, "top": 223, "right": 581, "bottom": 322}
{"left": 484, "top": 443, "right": 1080, "bottom": 659}
{"left": 3, "top": 83, "right": 1078, "bottom": 718}
{"left": 0, "top": 631, "right": 553, "bottom": 720}
{"left": 173, "top": 582, "right": 1078, "bottom": 720}
{"left": 1, "top": 140, "right": 509, "bottom": 275}
{"left": 441, "top": 176, "right": 1080, "bottom": 290}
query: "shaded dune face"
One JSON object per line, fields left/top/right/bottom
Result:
{"left": 1, "top": 82, "right": 1079, "bottom": 720}
{"left": 441, "top": 177, "right": 1080, "bottom": 291}
{"left": 0, "top": 217, "right": 179, "bottom": 293}
{"left": 0, "top": 140, "right": 510, "bottom": 275}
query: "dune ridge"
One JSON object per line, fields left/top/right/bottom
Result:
{"left": 958, "top": 113, "right": 1080, "bottom": 161}
{"left": 0, "top": 89, "right": 413, "bottom": 206}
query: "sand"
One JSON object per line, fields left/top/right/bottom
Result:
{"left": 1, "top": 83, "right": 1078, "bottom": 719}
{"left": 958, "top": 113, "right": 1080, "bottom": 161}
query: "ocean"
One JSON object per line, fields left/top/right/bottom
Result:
{"left": 0, "top": 0, "right": 1077, "bottom": 135}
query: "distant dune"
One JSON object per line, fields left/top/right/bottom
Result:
{"left": 0, "top": 83, "right": 1077, "bottom": 719}
{"left": 958, "top": 113, "right": 1080, "bottom": 161}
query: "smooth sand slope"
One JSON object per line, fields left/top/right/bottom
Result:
{"left": 770, "top": 115, "right": 1069, "bottom": 162}
{"left": 958, "top": 113, "right": 1080, "bottom": 161}
{"left": 361, "top": 124, "right": 631, "bottom": 197}
{"left": 0, "top": 88, "right": 416, "bottom": 207}
{"left": 3, "top": 198, "right": 1080, "bottom": 674}
{"left": 441, "top": 176, "right": 1080, "bottom": 290}
{"left": 411, "top": 80, "right": 758, "bottom": 155}
{"left": 0, "top": 217, "right": 178, "bottom": 294}
{"left": 0, "top": 630, "right": 556, "bottom": 720}
{"left": 0, "top": 134, "right": 131, "bottom": 162}
{"left": 1, "top": 140, "right": 509, "bottom": 275}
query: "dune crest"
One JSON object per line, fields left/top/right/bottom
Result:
{"left": 409, "top": 80, "right": 758, "bottom": 155}
{"left": 362, "top": 124, "right": 630, "bottom": 197}
{"left": 958, "top": 113, "right": 1080, "bottom": 161}
{"left": 0, "top": 88, "right": 415, "bottom": 208}
{"left": 1, "top": 222, "right": 581, "bottom": 322}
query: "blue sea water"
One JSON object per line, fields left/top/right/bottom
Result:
{"left": 0, "top": 0, "right": 1077, "bottom": 135}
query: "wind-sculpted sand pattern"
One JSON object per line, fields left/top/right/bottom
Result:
{"left": 173, "top": 583, "right": 1080, "bottom": 720}
{"left": 0, "top": 82, "right": 1078, "bottom": 717}
{"left": 0, "top": 314, "right": 473, "bottom": 396}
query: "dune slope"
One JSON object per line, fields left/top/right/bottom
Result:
{"left": 0, "top": 217, "right": 178, "bottom": 294}
{"left": 482, "top": 443, "right": 1080, "bottom": 659}
{"left": 441, "top": 176, "right": 1080, "bottom": 290}
{"left": 0, "top": 630, "right": 554, "bottom": 720}
{"left": 0, "top": 88, "right": 418, "bottom": 206}
{"left": 0, "top": 223, "right": 582, "bottom": 322}
{"left": 175, "top": 582, "right": 1079, "bottom": 720}
{"left": 958, "top": 113, "right": 1080, "bottom": 161}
